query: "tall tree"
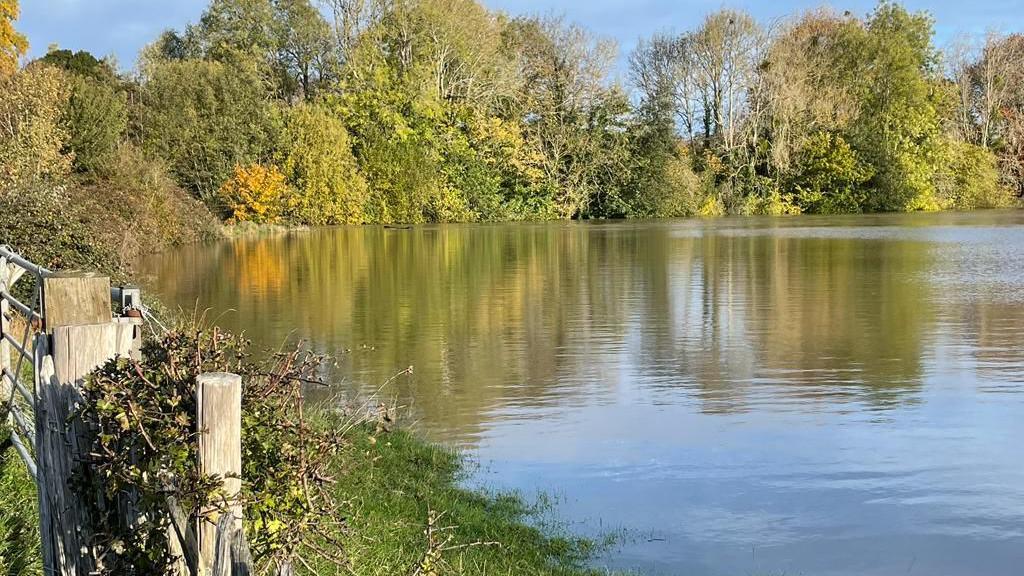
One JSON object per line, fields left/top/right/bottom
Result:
{"left": 273, "top": 0, "right": 336, "bottom": 99}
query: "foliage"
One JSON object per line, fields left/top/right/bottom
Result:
{"left": 71, "top": 144, "right": 222, "bottom": 258}
{"left": 77, "top": 326, "right": 342, "bottom": 574}
{"left": 271, "top": 0, "right": 336, "bottom": 99}
{"left": 0, "top": 0, "right": 27, "bottom": 77}
{"left": 39, "top": 48, "right": 117, "bottom": 83}
{"left": 139, "top": 59, "right": 281, "bottom": 201}
{"left": 0, "top": 433, "right": 41, "bottom": 576}
{"left": 844, "top": 2, "right": 945, "bottom": 212}
{"left": 65, "top": 75, "right": 129, "bottom": 173}
{"left": 0, "top": 63, "right": 72, "bottom": 189}
{"left": 790, "top": 132, "right": 873, "bottom": 214}
{"left": 935, "top": 140, "right": 1014, "bottom": 209}
{"left": 218, "top": 163, "right": 290, "bottom": 223}
{"left": 0, "top": 184, "right": 122, "bottom": 275}
{"left": 279, "top": 102, "right": 367, "bottom": 224}
{"left": 4, "top": 0, "right": 1016, "bottom": 236}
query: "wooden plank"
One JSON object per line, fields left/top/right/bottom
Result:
{"left": 37, "top": 323, "right": 137, "bottom": 576}
{"left": 42, "top": 273, "right": 111, "bottom": 329}
{"left": 196, "top": 372, "right": 243, "bottom": 573}
{"left": 112, "top": 317, "right": 144, "bottom": 360}
{"left": 212, "top": 513, "right": 254, "bottom": 576}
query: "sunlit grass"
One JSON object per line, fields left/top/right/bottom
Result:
{"left": 0, "top": 417, "right": 614, "bottom": 576}
{"left": 0, "top": 431, "right": 41, "bottom": 576}
{"left": 308, "top": 415, "right": 616, "bottom": 575}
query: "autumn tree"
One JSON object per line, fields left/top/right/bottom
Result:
{"left": 0, "top": 0, "right": 27, "bottom": 76}
{"left": 279, "top": 102, "right": 368, "bottom": 223}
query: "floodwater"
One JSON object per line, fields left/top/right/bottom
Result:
{"left": 138, "top": 211, "right": 1024, "bottom": 576}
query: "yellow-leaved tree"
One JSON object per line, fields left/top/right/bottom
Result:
{"left": 0, "top": 0, "right": 28, "bottom": 77}
{"left": 218, "top": 164, "right": 289, "bottom": 224}
{"left": 279, "top": 102, "right": 368, "bottom": 224}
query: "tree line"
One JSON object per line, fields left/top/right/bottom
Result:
{"left": 1, "top": 0, "right": 1022, "bottom": 236}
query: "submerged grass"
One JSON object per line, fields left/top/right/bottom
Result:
{"left": 0, "top": 419, "right": 610, "bottom": 576}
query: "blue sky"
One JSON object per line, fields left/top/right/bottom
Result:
{"left": 17, "top": 0, "right": 1021, "bottom": 73}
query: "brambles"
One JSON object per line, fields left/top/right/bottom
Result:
{"left": 77, "top": 325, "right": 343, "bottom": 574}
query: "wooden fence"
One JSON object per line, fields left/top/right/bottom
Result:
{"left": 0, "top": 245, "right": 257, "bottom": 576}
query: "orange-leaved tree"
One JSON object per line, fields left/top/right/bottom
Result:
{"left": 217, "top": 164, "right": 290, "bottom": 223}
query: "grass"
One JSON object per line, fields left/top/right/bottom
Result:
{"left": 0, "top": 433, "right": 41, "bottom": 576}
{"left": 0, "top": 420, "right": 611, "bottom": 576}
{"left": 221, "top": 221, "right": 311, "bottom": 239}
{"left": 320, "top": 421, "right": 612, "bottom": 576}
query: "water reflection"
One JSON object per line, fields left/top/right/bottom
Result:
{"left": 139, "top": 211, "right": 1024, "bottom": 575}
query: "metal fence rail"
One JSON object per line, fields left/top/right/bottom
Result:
{"left": 0, "top": 244, "right": 45, "bottom": 478}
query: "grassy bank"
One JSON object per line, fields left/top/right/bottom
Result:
{"left": 322, "top": 423, "right": 608, "bottom": 576}
{"left": 0, "top": 420, "right": 608, "bottom": 576}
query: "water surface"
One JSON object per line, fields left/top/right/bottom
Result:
{"left": 139, "top": 211, "right": 1024, "bottom": 576}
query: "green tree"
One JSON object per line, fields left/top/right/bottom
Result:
{"left": 505, "top": 15, "right": 626, "bottom": 218}
{"left": 186, "top": 0, "right": 276, "bottom": 63}
{"left": 935, "top": 140, "right": 1011, "bottom": 209}
{"left": 790, "top": 131, "right": 873, "bottom": 214}
{"left": 65, "top": 75, "right": 128, "bottom": 173}
{"left": 139, "top": 59, "right": 281, "bottom": 201}
{"left": 39, "top": 48, "right": 117, "bottom": 83}
{"left": 279, "top": 102, "right": 368, "bottom": 223}
{"left": 843, "top": 2, "right": 945, "bottom": 211}
{"left": 272, "top": 0, "right": 336, "bottom": 99}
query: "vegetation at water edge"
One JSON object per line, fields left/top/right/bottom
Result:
{"left": 1, "top": 0, "right": 1023, "bottom": 277}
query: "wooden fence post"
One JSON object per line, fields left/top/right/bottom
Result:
{"left": 34, "top": 273, "right": 140, "bottom": 576}
{"left": 197, "top": 372, "right": 243, "bottom": 574}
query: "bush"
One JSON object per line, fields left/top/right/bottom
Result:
{"left": 0, "top": 63, "right": 72, "bottom": 189}
{"left": 936, "top": 140, "right": 1015, "bottom": 209}
{"left": 790, "top": 131, "right": 873, "bottom": 214}
{"left": 279, "top": 103, "right": 368, "bottom": 224}
{"left": 70, "top": 144, "right": 221, "bottom": 260}
{"left": 78, "top": 326, "right": 342, "bottom": 574}
{"left": 738, "top": 176, "right": 802, "bottom": 216}
{"left": 218, "top": 163, "right": 290, "bottom": 223}
{"left": 0, "top": 184, "right": 122, "bottom": 277}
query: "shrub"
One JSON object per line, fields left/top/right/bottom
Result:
{"left": 0, "top": 184, "right": 123, "bottom": 279}
{"left": 738, "top": 176, "right": 802, "bottom": 216}
{"left": 790, "top": 131, "right": 873, "bottom": 214}
{"left": 652, "top": 150, "right": 705, "bottom": 217}
{"left": 78, "top": 326, "right": 342, "bottom": 574}
{"left": 70, "top": 144, "right": 221, "bottom": 261}
{"left": 218, "top": 163, "right": 289, "bottom": 223}
{"left": 279, "top": 103, "right": 368, "bottom": 224}
{"left": 935, "top": 140, "right": 1015, "bottom": 209}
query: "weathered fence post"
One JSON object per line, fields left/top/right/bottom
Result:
{"left": 34, "top": 272, "right": 139, "bottom": 576}
{"left": 197, "top": 372, "right": 244, "bottom": 574}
